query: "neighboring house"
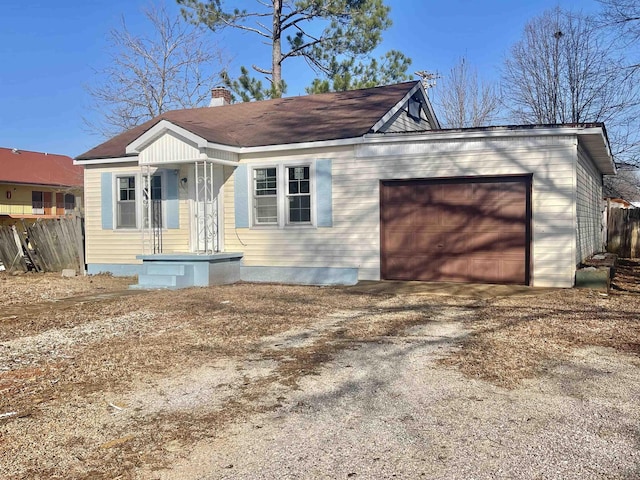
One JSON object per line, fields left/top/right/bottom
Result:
{"left": 75, "top": 81, "right": 615, "bottom": 288}
{"left": 605, "top": 197, "right": 634, "bottom": 209}
{"left": 0, "top": 147, "right": 84, "bottom": 226}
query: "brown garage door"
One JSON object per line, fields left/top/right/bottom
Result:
{"left": 380, "top": 176, "right": 531, "bottom": 284}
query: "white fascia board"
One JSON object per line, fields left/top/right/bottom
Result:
{"left": 74, "top": 156, "right": 139, "bottom": 165}
{"left": 215, "top": 125, "right": 609, "bottom": 155}
{"left": 420, "top": 83, "right": 442, "bottom": 129}
{"left": 172, "top": 155, "right": 240, "bottom": 167}
{"left": 207, "top": 136, "right": 365, "bottom": 155}
{"left": 362, "top": 125, "right": 598, "bottom": 144}
{"left": 205, "top": 142, "right": 244, "bottom": 154}
{"left": 371, "top": 82, "right": 424, "bottom": 133}
{"left": 125, "top": 119, "right": 208, "bottom": 154}
{"left": 576, "top": 127, "right": 615, "bottom": 175}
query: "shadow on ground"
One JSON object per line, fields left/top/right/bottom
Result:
{"left": 612, "top": 259, "right": 640, "bottom": 294}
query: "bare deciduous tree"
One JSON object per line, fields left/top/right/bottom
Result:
{"left": 435, "top": 57, "right": 501, "bottom": 128}
{"left": 85, "top": 3, "right": 227, "bottom": 137}
{"left": 598, "top": 0, "right": 640, "bottom": 70}
{"left": 502, "top": 7, "right": 640, "bottom": 165}
{"left": 604, "top": 168, "right": 640, "bottom": 201}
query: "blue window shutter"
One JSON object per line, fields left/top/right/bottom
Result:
{"left": 101, "top": 172, "right": 113, "bottom": 229}
{"left": 316, "top": 159, "right": 332, "bottom": 227}
{"left": 234, "top": 164, "right": 249, "bottom": 228}
{"left": 165, "top": 169, "right": 179, "bottom": 229}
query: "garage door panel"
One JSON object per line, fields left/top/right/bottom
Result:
{"left": 381, "top": 177, "right": 530, "bottom": 285}
{"left": 412, "top": 231, "right": 468, "bottom": 255}
{"left": 383, "top": 228, "right": 414, "bottom": 253}
{"left": 384, "top": 255, "right": 417, "bottom": 280}
{"left": 381, "top": 203, "right": 417, "bottom": 227}
{"left": 382, "top": 184, "right": 415, "bottom": 204}
{"left": 440, "top": 205, "right": 477, "bottom": 227}
{"left": 440, "top": 184, "right": 474, "bottom": 204}
{"left": 470, "top": 231, "right": 527, "bottom": 254}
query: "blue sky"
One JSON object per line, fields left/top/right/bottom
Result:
{"left": 0, "top": 0, "right": 602, "bottom": 158}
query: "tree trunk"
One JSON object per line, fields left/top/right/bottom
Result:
{"left": 272, "top": 0, "right": 283, "bottom": 97}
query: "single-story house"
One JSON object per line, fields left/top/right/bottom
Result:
{"left": 0, "top": 147, "right": 84, "bottom": 226}
{"left": 75, "top": 81, "right": 615, "bottom": 288}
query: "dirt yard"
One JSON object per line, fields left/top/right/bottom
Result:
{"left": 1, "top": 264, "right": 640, "bottom": 479}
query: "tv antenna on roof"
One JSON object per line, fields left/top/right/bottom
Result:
{"left": 414, "top": 70, "right": 440, "bottom": 89}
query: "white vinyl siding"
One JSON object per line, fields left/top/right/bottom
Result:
{"left": 225, "top": 137, "right": 584, "bottom": 288}
{"left": 378, "top": 105, "right": 432, "bottom": 133}
{"left": 576, "top": 146, "right": 604, "bottom": 264}
{"left": 84, "top": 164, "right": 190, "bottom": 265}
{"left": 138, "top": 131, "right": 200, "bottom": 165}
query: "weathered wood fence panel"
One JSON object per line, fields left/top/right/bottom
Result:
{"left": 0, "top": 225, "right": 28, "bottom": 272}
{"left": 607, "top": 208, "right": 640, "bottom": 258}
{"left": 0, "top": 216, "right": 85, "bottom": 273}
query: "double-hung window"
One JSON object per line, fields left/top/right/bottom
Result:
{"left": 253, "top": 167, "right": 278, "bottom": 225}
{"left": 116, "top": 176, "right": 136, "bottom": 228}
{"left": 252, "top": 164, "right": 312, "bottom": 227}
{"left": 286, "top": 166, "right": 311, "bottom": 223}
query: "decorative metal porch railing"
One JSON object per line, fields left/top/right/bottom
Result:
{"left": 151, "top": 199, "right": 163, "bottom": 254}
{"left": 194, "top": 161, "right": 219, "bottom": 253}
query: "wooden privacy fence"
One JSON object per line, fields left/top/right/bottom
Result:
{"left": 607, "top": 208, "right": 640, "bottom": 258}
{"left": 0, "top": 216, "right": 85, "bottom": 273}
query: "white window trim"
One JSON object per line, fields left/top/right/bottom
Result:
{"left": 113, "top": 170, "right": 167, "bottom": 231}
{"left": 249, "top": 161, "right": 317, "bottom": 229}
{"left": 114, "top": 174, "right": 138, "bottom": 230}
{"left": 252, "top": 166, "right": 279, "bottom": 226}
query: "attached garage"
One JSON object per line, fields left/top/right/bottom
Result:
{"left": 381, "top": 176, "right": 531, "bottom": 284}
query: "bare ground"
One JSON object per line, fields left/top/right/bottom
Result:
{"left": 1, "top": 263, "right": 639, "bottom": 479}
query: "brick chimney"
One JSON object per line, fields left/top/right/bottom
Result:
{"left": 210, "top": 87, "right": 232, "bottom": 107}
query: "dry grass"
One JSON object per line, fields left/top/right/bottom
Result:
{"left": 1, "top": 265, "right": 639, "bottom": 478}
{"left": 440, "top": 259, "right": 640, "bottom": 388}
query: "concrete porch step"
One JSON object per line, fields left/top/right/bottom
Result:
{"left": 143, "top": 263, "right": 188, "bottom": 276}
{"left": 133, "top": 263, "right": 195, "bottom": 289}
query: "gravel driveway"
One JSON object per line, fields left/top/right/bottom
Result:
{"left": 160, "top": 307, "right": 640, "bottom": 480}
{"left": 1, "top": 271, "right": 639, "bottom": 479}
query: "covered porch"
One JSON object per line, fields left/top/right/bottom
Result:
{"left": 129, "top": 122, "right": 243, "bottom": 288}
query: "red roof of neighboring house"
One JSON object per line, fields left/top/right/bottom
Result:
{"left": 0, "top": 147, "right": 83, "bottom": 187}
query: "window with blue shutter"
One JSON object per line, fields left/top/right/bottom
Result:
{"left": 239, "top": 159, "right": 332, "bottom": 229}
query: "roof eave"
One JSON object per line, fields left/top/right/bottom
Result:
{"left": 74, "top": 156, "right": 139, "bottom": 166}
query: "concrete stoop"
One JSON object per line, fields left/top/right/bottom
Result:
{"left": 131, "top": 253, "right": 243, "bottom": 289}
{"left": 575, "top": 253, "right": 617, "bottom": 293}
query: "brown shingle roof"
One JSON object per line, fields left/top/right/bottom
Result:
{"left": 0, "top": 148, "right": 83, "bottom": 187}
{"left": 77, "top": 82, "right": 419, "bottom": 160}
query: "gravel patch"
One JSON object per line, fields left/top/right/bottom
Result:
{"left": 165, "top": 339, "right": 640, "bottom": 480}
